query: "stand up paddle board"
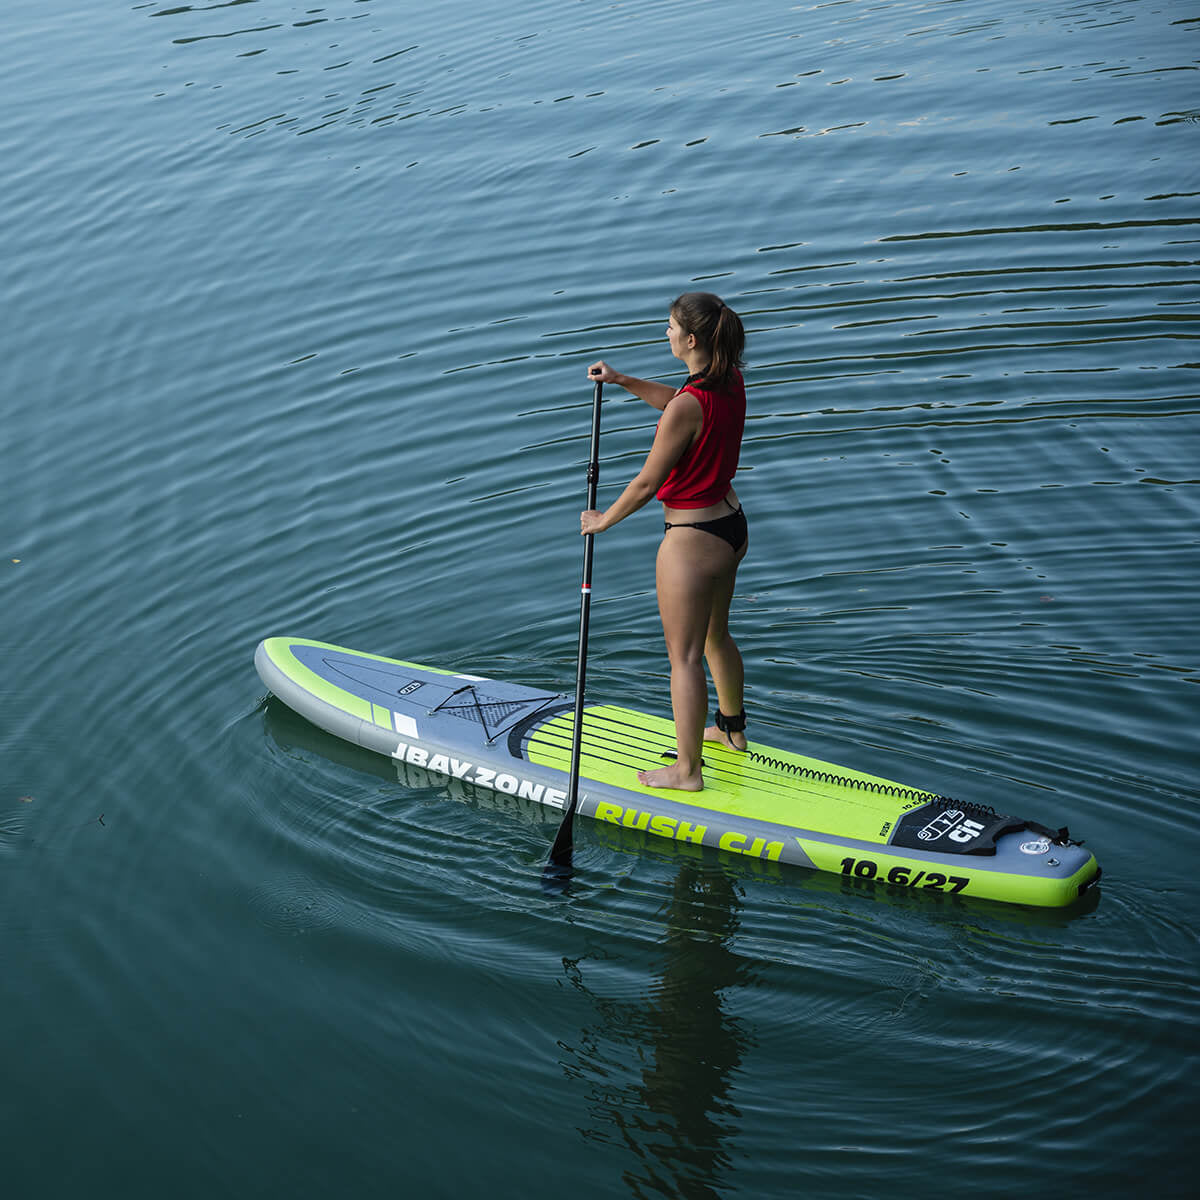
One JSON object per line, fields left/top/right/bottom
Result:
{"left": 254, "top": 637, "right": 1101, "bottom": 908}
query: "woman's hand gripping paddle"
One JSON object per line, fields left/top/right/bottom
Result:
{"left": 544, "top": 373, "right": 604, "bottom": 885}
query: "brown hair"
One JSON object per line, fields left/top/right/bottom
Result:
{"left": 670, "top": 292, "right": 745, "bottom": 386}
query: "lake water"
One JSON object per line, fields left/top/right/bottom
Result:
{"left": 2, "top": 0, "right": 1198, "bottom": 1195}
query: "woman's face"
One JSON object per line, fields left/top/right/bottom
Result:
{"left": 666, "top": 311, "right": 691, "bottom": 362}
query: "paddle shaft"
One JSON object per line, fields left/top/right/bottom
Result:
{"left": 548, "top": 377, "right": 603, "bottom": 866}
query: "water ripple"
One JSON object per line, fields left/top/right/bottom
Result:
{"left": 5, "top": 0, "right": 1199, "bottom": 1195}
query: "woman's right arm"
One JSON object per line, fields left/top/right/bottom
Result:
{"left": 588, "top": 361, "right": 678, "bottom": 411}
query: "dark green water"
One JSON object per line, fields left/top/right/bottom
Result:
{"left": 3, "top": 1, "right": 1198, "bottom": 1195}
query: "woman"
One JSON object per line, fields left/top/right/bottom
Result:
{"left": 581, "top": 291, "right": 748, "bottom": 791}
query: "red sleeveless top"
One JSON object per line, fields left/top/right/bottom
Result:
{"left": 655, "top": 369, "right": 745, "bottom": 508}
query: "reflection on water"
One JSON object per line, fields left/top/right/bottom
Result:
{"left": 561, "top": 865, "right": 753, "bottom": 1200}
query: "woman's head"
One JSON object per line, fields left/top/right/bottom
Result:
{"left": 669, "top": 292, "right": 745, "bottom": 385}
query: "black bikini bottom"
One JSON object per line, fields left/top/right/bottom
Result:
{"left": 663, "top": 505, "right": 748, "bottom": 553}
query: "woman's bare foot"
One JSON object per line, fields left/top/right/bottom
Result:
{"left": 703, "top": 724, "right": 747, "bottom": 751}
{"left": 637, "top": 761, "right": 704, "bottom": 791}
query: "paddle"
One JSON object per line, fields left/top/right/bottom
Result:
{"left": 545, "top": 371, "right": 604, "bottom": 877}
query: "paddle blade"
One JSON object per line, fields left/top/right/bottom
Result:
{"left": 541, "top": 852, "right": 573, "bottom": 894}
{"left": 541, "top": 814, "right": 575, "bottom": 892}
{"left": 547, "top": 810, "right": 574, "bottom": 869}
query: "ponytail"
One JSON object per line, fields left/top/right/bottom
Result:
{"left": 670, "top": 291, "right": 745, "bottom": 386}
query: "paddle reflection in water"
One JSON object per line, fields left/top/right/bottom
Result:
{"left": 559, "top": 860, "right": 755, "bottom": 1200}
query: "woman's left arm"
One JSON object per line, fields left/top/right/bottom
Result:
{"left": 581, "top": 395, "right": 700, "bottom": 535}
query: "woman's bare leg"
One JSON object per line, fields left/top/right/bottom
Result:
{"left": 703, "top": 538, "right": 748, "bottom": 750}
{"left": 638, "top": 529, "right": 739, "bottom": 790}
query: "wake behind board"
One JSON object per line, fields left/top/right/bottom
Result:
{"left": 255, "top": 638, "right": 1101, "bottom": 908}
